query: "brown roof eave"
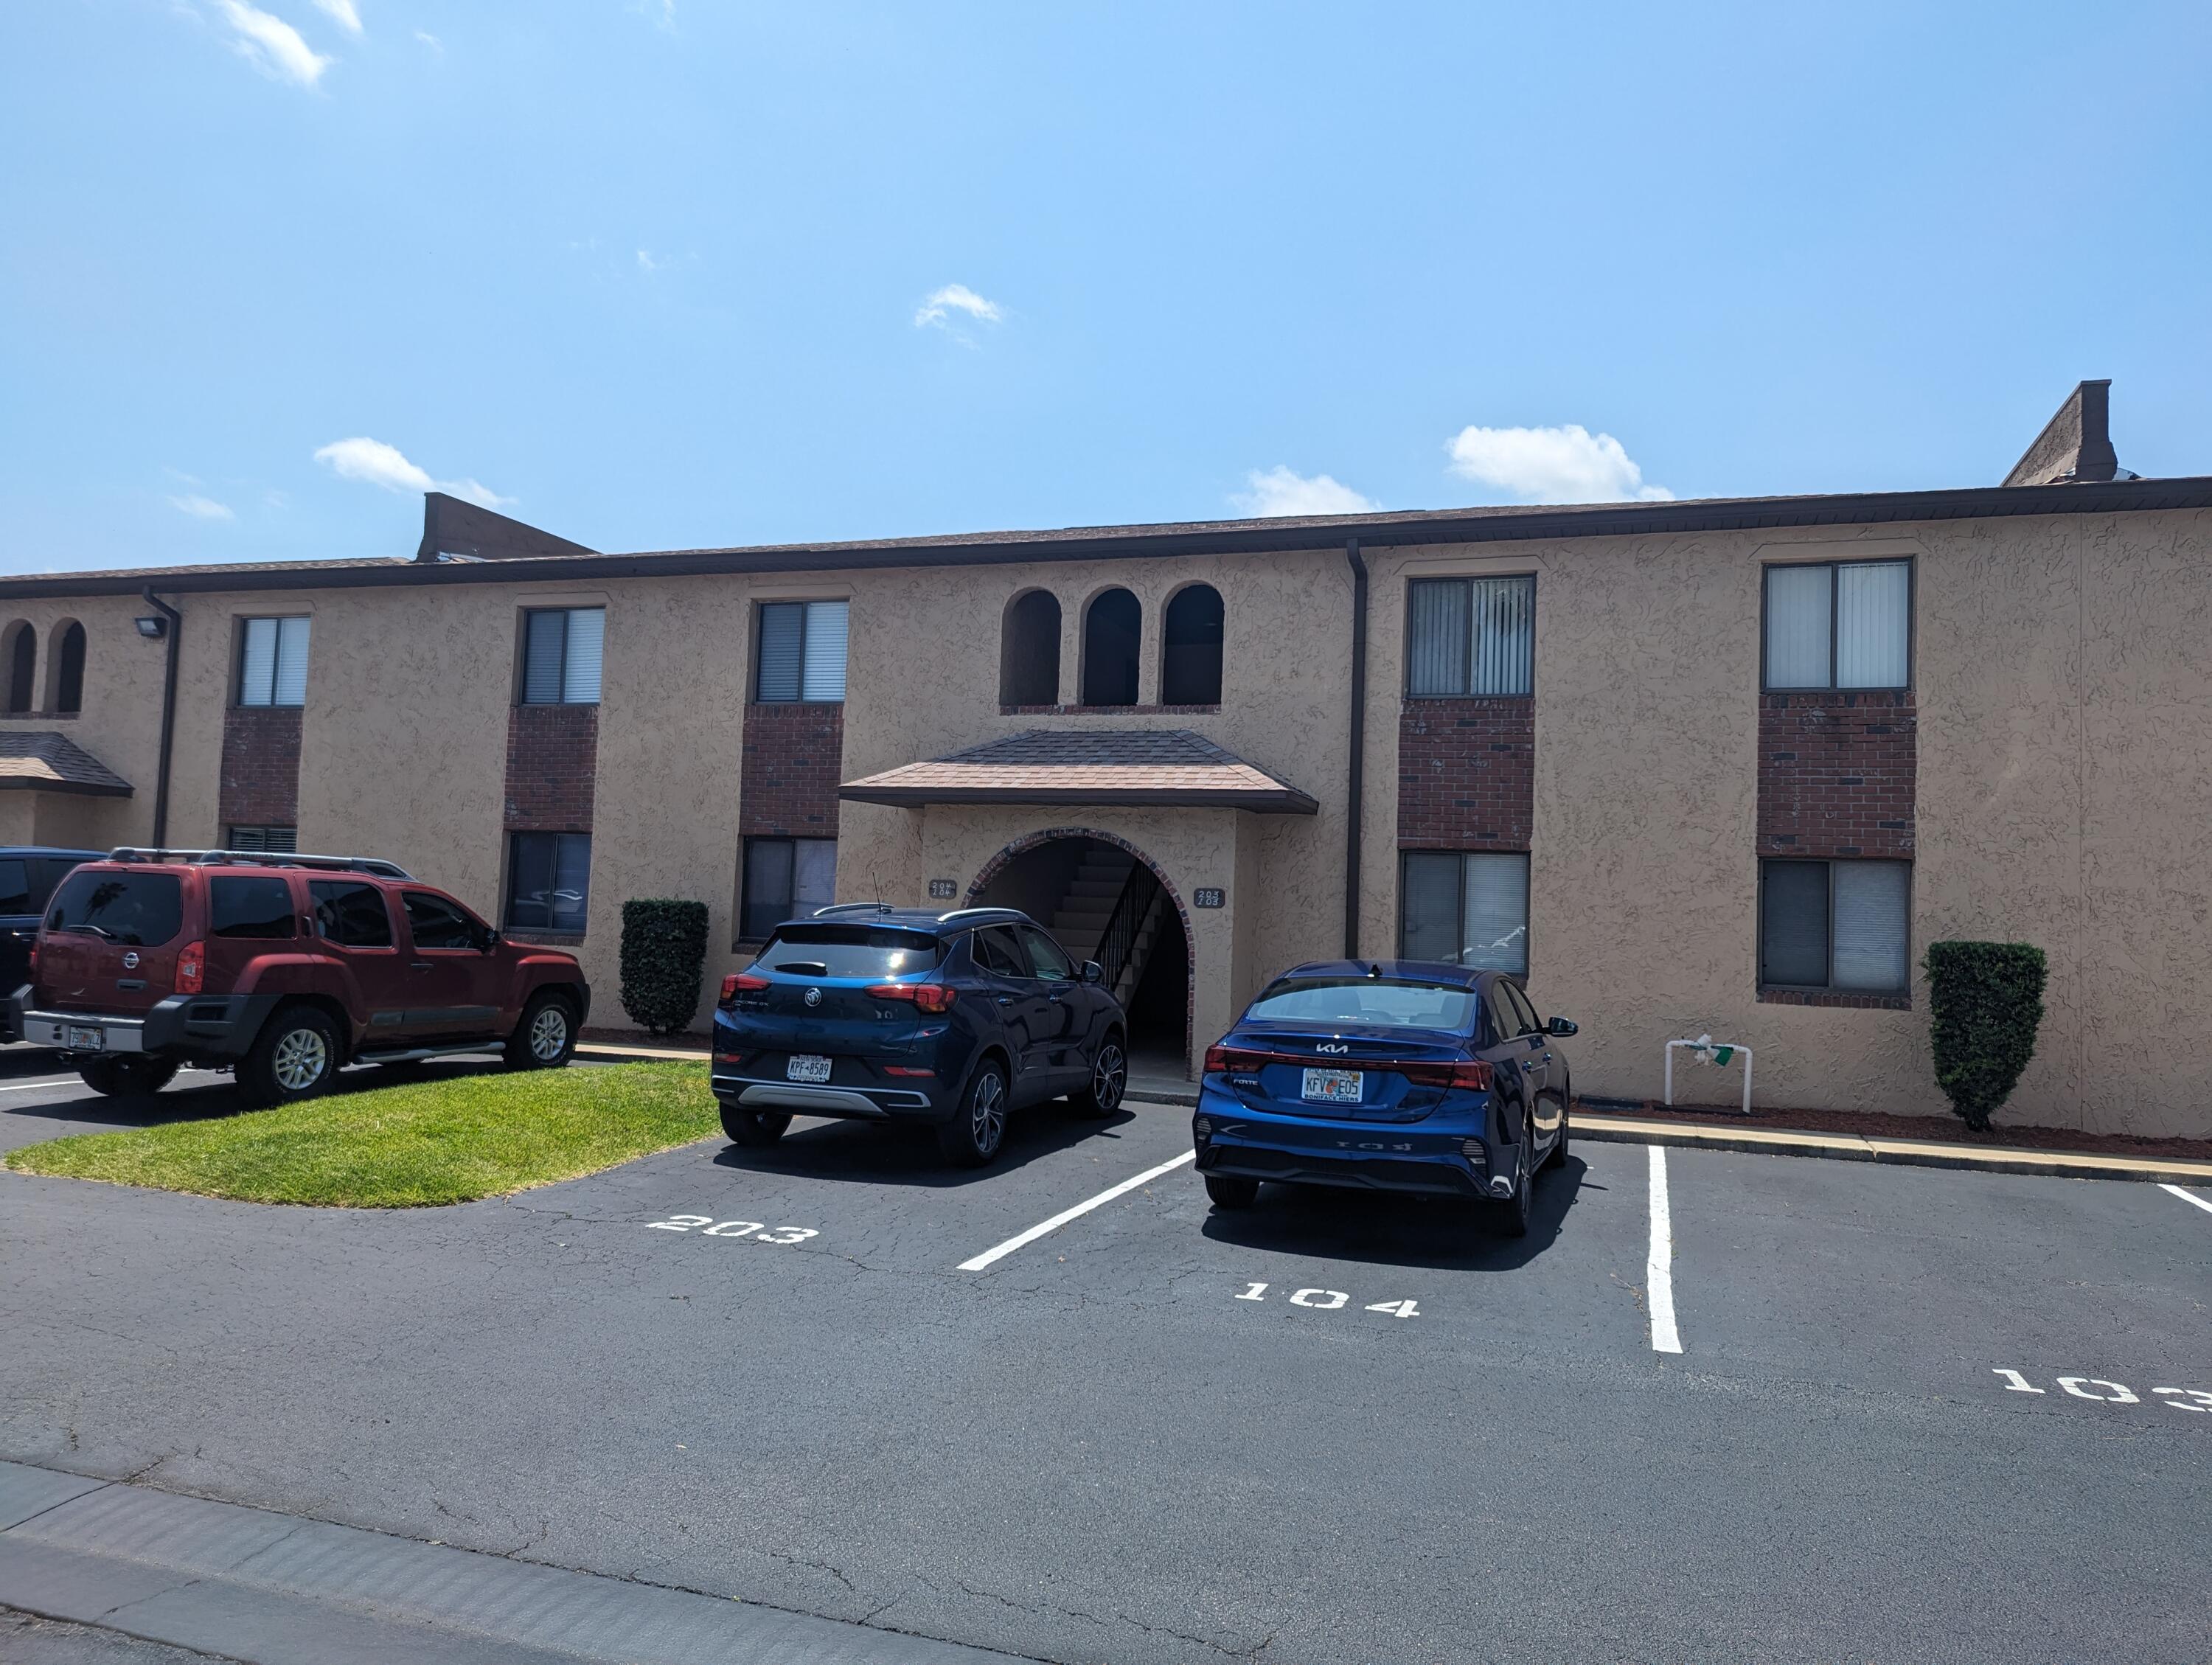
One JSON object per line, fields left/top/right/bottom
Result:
{"left": 4, "top": 476, "right": 2210, "bottom": 600}
{"left": 839, "top": 784, "right": 1319, "bottom": 815}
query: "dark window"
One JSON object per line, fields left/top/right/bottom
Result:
{"left": 748, "top": 925, "right": 942, "bottom": 979}
{"left": 0, "top": 860, "right": 29, "bottom": 914}
{"left": 1482, "top": 981, "right": 1523, "bottom": 1048}
{"left": 29, "top": 858, "right": 86, "bottom": 909}
{"left": 999, "top": 591, "right": 1062, "bottom": 706}
{"left": 506, "top": 833, "right": 591, "bottom": 933}
{"left": 970, "top": 925, "right": 1027, "bottom": 977}
{"left": 227, "top": 825, "right": 297, "bottom": 853}
{"left": 1020, "top": 926, "right": 1075, "bottom": 981}
{"left": 237, "top": 616, "right": 310, "bottom": 707}
{"left": 404, "top": 890, "right": 479, "bottom": 950}
{"left": 310, "top": 880, "right": 394, "bottom": 948}
{"left": 754, "top": 601, "right": 849, "bottom": 703}
{"left": 1161, "top": 584, "right": 1223, "bottom": 705}
{"left": 520, "top": 608, "right": 605, "bottom": 704}
{"left": 1759, "top": 858, "right": 1911, "bottom": 992}
{"left": 1503, "top": 980, "right": 1543, "bottom": 1037}
{"left": 46, "top": 871, "right": 183, "bottom": 946}
{"left": 54, "top": 622, "right": 85, "bottom": 715}
{"left": 1407, "top": 576, "right": 1534, "bottom": 696}
{"left": 4, "top": 623, "right": 35, "bottom": 715}
{"left": 1763, "top": 560, "right": 1911, "bottom": 691}
{"left": 1399, "top": 850, "right": 1529, "bottom": 974}
{"left": 210, "top": 876, "right": 297, "bottom": 939}
{"left": 738, "top": 836, "right": 835, "bottom": 941}
{"left": 1080, "top": 588, "right": 1141, "bottom": 706}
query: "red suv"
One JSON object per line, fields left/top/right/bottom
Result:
{"left": 5, "top": 849, "right": 591, "bottom": 1106}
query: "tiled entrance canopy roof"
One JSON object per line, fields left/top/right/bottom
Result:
{"left": 841, "top": 729, "right": 1318, "bottom": 814}
{"left": 0, "top": 732, "right": 133, "bottom": 796}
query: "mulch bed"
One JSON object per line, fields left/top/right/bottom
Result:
{"left": 1581, "top": 1098, "right": 2212, "bottom": 1164}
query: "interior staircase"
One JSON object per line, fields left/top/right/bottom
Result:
{"left": 1050, "top": 849, "right": 1168, "bottom": 1007}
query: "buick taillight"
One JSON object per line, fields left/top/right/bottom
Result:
{"left": 175, "top": 941, "right": 206, "bottom": 995}
{"left": 720, "top": 973, "right": 770, "bottom": 1004}
{"left": 867, "top": 981, "right": 957, "bottom": 1015}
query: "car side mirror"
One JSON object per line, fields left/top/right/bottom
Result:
{"left": 1547, "top": 1016, "right": 1578, "bottom": 1037}
{"left": 1082, "top": 960, "right": 1105, "bottom": 985}
{"left": 476, "top": 925, "right": 501, "bottom": 953}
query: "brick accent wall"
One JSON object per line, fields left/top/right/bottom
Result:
{"left": 1757, "top": 692, "right": 1916, "bottom": 860}
{"left": 218, "top": 707, "right": 302, "bottom": 828}
{"left": 740, "top": 703, "right": 845, "bottom": 837}
{"left": 1397, "top": 698, "right": 1535, "bottom": 850}
{"left": 504, "top": 706, "right": 599, "bottom": 830}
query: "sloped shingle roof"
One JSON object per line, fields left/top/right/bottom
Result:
{"left": 0, "top": 731, "right": 133, "bottom": 796}
{"left": 841, "top": 729, "right": 1317, "bottom": 814}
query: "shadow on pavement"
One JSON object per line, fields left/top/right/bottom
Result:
{"left": 712, "top": 1099, "right": 1139, "bottom": 1189}
{"left": 2, "top": 1055, "right": 512, "bottom": 1130}
{"left": 1197, "top": 1153, "right": 1596, "bottom": 1272}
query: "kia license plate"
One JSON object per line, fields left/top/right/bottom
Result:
{"left": 67, "top": 1025, "right": 104, "bottom": 1050}
{"left": 1301, "top": 1067, "right": 1363, "bottom": 1105}
{"left": 786, "top": 1054, "right": 832, "bottom": 1084}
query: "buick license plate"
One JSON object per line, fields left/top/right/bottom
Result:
{"left": 785, "top": 1054, "right": 832, "bottom": 1084}
{"left": 67, "top": 1025, "right": 104, "bottom": 1050}
{"left": 1301, "top": 1067, "right": 1363, "bottom": 1105}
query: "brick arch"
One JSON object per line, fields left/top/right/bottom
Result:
{"left": 966, "top": 824, "right": 1195, "bottom": 1068}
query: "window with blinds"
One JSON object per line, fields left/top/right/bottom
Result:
{"left": 237, "top": 617, "right": 310, "bottom": 707}
{"left": 1406, "top": 576, "right": 1534, "bottom": 696}
{"left": 227, "top": 825, "right": 298, "bottom": 853}
{"left": 1399, "top": 849, "right": 1530, "bottom": 974}
{"left": 754, "top": 601, "right": 849, "bottom": 703}
{"left": 1762, "top": 560, "right": 1911, "bottom": 690}
{"left": 505, "top": 832, "right": 592, "bottom": 932}
{"left": 519, "top": 608, "right": 605, "bottom": 705}
{"left": 1759, "top": 858, "right": 1910, "bottom": 992}
{"left": 740, "top": 836, "right": 837, "bottom": 940}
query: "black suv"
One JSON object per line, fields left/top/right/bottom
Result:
{"left": 712, "top": 906, "right": 1129, "bottom": 1166}
{"left": 0, "top": 847, "right": 105, "bottom": 1018}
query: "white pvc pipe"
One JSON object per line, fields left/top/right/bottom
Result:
{"left": 1663, "top": 1039, "right": 1753, "bottom": 1115}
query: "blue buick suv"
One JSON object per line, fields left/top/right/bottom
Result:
{"left": 711, "top": 906, "right": 1129, "bottom": 1167}
{"left": 1192, "top": 961, "right": 1576, "bottom": 1236}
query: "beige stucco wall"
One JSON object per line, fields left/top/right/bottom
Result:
{"left": 0, "top": 596, "right": 177, "bottom": 850}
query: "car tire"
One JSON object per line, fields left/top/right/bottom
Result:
{"left": 504, "top": 992, "right": 577, "bottom": 1071}
{"left": 1205, "top": 1174, "right": 1259, "bottom": 1210}
{"left": 76, "top": 1055, "right": 180, "bottom": 1098}
{"left": 1493, "top": 1108, "right": 1534, "bottom": 1239}
{"left": 720, "top": 1105, "right": 791, "bottom": 1147}
{"left": 1070, "top": 1031, "right": 1127, "bottom": 1117}
{"left": 236, "top": 1004, "right": 339, "bottom": 1110}
{"left": 937, "top": 1058, "right": 1009, "bottom": 1167}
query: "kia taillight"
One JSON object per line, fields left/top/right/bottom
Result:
{"left": 1203, "top": 1044, "right": 1268, "bottom": 1076}
{"left": 867, "top": 981, "right": 956, "bottom": 1015}
{"left": 175, "top": 941, "right": 206, "bottom": 995}
{"left": 1397, "top": 1059, "right": 1494, "bottom": 1092}
{"left": 720, "top": 973, "right": 770, "bottom": 1004}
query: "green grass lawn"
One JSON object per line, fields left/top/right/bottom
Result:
{"left": 4, "top": 1061, "right": 718, "bottom": 1208}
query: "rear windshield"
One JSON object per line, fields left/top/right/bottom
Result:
{"left": 45, "top": 870, "right": 184, "bottom": 947}
{"left": 1245, "top": 978, "right": 1478, "bottom": 1032}
{"left": 750, "top": 925, "right": 942, "bottom": 979}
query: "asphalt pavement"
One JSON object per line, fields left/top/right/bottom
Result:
{"left": 1, "top": 1052, "right": 2206, "bottom": 1664}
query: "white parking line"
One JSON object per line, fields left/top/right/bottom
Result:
{"left": 957, "top": 1150, "right": 1196, "bottom": 1271}
{"left": 1647, "top": 1144, "right": 1683, "bottom": 1354}
{"left": 0, "top": 1077, "right": 83, "bottom": 1094}
{"left": 2160, "top": 1183, "right": 2212, "bottom": 1217}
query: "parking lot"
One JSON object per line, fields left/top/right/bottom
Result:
{"left": 4, "top": 1053, "right": 2208, "bottom": 1664}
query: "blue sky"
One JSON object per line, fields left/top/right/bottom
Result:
{"left": 4, "top": 1, "right": 2208, "bottom": 573}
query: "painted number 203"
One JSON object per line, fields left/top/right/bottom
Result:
{"left": 647, "top": 1214, "right": 818, "bottom": 1245}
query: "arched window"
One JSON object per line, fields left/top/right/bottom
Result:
{"left": 2, "top": 624, "right": 35, "bottom": 716}
{"left": 998, "top": 591, "right": 1062, "bottom": 706}
{"left": 49, "top": 621, "right": 85, "bottom": 715}
{"left": 1161, "top": 584, "right": 1223, "bottom": 705}
{"left": 1079, "top": 588, "right": 1142, "bottom": 707}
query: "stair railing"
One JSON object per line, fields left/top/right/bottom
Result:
{"left": 1093, "top": 860, "right": 1161, "bottom": 1001}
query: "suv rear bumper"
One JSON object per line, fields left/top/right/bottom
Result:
{"left": 711, "top": 1072, "right": 942, "bottom": 1121}
{"left": 7, "top": 990, "right": 277, "bottom": 1061}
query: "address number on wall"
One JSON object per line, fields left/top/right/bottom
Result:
{"left": 1194, "top": 888, "right": 1225, "bottom": 908}
{"left": 928, "top": 879, "right": 958, "bottom": 899}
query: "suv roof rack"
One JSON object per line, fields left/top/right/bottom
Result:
{"left": 932, "top": 906, "right": 1028, "bottom": 927}
{"left": 809, "top": 902, "right": 899, "bottom": 919}
{"left": 106, "top": 848, "right": 413, "bottom": 879}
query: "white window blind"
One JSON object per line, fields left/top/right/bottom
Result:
{"left": 1407, "top": 583, "right": 1470, "bottom": 696}
{"left": 560, "top": 608, "right": 605, "bottom": 703}
{"left": 1835, "top": 563, "right": 1909, "bottom": 689}
{"left": 520, "top": 609, "right": 605, "bottom": 705}
{"left": 801, "top": 601, "right": 849, "bottom": 701}
{"left": 1832, "top": 860, "right": 1910, "bottom": 990}
{"left": 1764, "top": 566, "right": 1832, "bottom": 689}
{"left": 793, "top": 838, "right": 838, "bottom": 909}
{"left": 757, "top": 600, "right": 847, "bottom": 703}
{"left": 1408, "top": 577, "right": 1533, "bottom": 696}
{"left": 1461, "top": 852, "right": 1529, "bottom": 973}
{"left": 239, "top": 616, "right": 309, "bottom": 707}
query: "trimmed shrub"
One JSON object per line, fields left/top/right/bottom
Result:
{"left": 619, "top": 899, "right": 710, "bottom": 1037}
{"left": 1924, "top": 941, "right": 2047, "bottom": 1133}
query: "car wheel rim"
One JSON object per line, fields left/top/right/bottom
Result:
{"left": 1094, "top": 1043, "right": 1125, "bottom": 1110}
{"left": 273, "top": 1029, "right": 328, "bottom": 1093}
{"left": 972, "top": 1074, "right": 1005, "bottom": 1153}
{"left": 529, "top": 1005, "right": 567, "bottom": 1060}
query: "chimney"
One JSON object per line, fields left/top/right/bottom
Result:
{"left": 414, "top": 492, "right": 598, "bottom": 563}
{"left": 2002, "top": 380, "right": 2125, "bottom": 487}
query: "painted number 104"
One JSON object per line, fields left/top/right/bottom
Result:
{"left": 1237, "top": 1282, "right": 1419, "bottom": 1318}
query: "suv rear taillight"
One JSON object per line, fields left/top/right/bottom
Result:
{"left": 867, "top": 981, "right": 957, "bottom": 1015}
{"left": 720, "top": 973, "right": 770, "bottom": 1004}
{"left": 175, "top": 941, "right": 206, "bottom": 995}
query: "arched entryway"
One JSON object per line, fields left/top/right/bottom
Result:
{"left": 968, "top": 829, "right": 1192, "bottom": 1077}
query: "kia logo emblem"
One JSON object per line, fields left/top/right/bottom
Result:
{"left": 1318, "top": 1041, "right": 1347, "bottom": 1054}
{"left": 122, "top": 952, "right": 139, "bottom": 970}
{"left": 804, "top": 987, "right": 822, "bottom": 1008}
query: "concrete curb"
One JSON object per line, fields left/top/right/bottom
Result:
{"left": 575, "top": 1043, "right": 706, "bottom": 1063}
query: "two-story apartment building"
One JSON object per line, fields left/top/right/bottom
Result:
{"left": 1, "top": 383, "right": 2205, "bottom": 1139}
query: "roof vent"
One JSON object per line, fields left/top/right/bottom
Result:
{"left": 2002, "top": 380, "right": 2139, "bottom": 487}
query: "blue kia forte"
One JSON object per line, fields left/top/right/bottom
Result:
{"left": 1192, "top": 961, "right": 1576, "bottom": 1236}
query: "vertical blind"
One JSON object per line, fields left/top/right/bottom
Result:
{"left": 1764, "top": 561, "right": 1909, "bottom": 690}
{"left": 1399, "top": 850, "right": 1530, "bottom": 974}
{"left": 1763, "top": 566, "right": 1832, "bottom": 688}
{"left": 1408, "top": 577, "right": 1534, "bottom": 695}
{"left": 522, "top": 609, "right": 604, "bottom": 705}
{"left": 792, "top": 838, "right": 838, "bottom": 909}
{"left": 240, "top": 616, "right": 311, "bottom": 707}
{"left": 1399, "top": 852, "right": 1463, "bottom": 964}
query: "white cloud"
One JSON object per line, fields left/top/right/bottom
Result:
{"left": 636, "top": 248, "right": 664, "bottom": 274}
{"left": 1443, "top": 423, "right": 1673, "bottom": 504}
{"left": 168, "top": 493, "right": 236, "bottom": 521}
{"left": 214, "top": 0, "right": 333, "bottom": 88}
{"left": 1231, "top": 466, "right": 1380, "bottom": 519}
{"left": 414, "top": 29, "right": 442, "bottom": 52}
{"left": 629, "top": 0, "right": 676, "bottom": 31}
{"left": 309, "top": 0, "right": 363, "bottom": 36}
{"left": 914, "top": 283, "right": 1003, "bottom": 330}
{"left": 313, "top": 437, "right": 512, "bottom": 508}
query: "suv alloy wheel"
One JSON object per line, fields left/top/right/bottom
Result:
{"left": 938, "top": 1059, "right": 1008, "bottom": 1167}
{"left": 1071, "top": 1032, "right": 1127, "bottom": 1116}
{"left": 237, "top": 1004, "right": 340, "bottom": 1109}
